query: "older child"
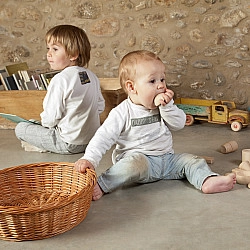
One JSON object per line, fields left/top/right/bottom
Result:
{"left": 15, "top": 24, "right": 105, "bottom": 154}
{"left": 74, "top": 50, "right": 236, "bottom": 200}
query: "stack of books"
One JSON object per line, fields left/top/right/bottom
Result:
{"left": 0, "top": 62, "right": 60, "bottom": 91}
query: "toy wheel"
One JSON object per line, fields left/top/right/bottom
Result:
{"left": 185, "top": 115, "right": 194, "bottom": 126}
{"left": 231, "top": 121, "right": 242, "bottom": 132}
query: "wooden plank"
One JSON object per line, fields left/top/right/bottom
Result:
{"left": 0, "top": 90, "right": 46, "bottom": 128}
{"left": 99, "top": 78, "right": 126, "bottom": 123}
{"left": 99, "top": 78, "right": 121, "bottom": 90}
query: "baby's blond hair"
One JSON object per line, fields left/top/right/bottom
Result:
{"left": 118, "top": 50, "right": 162, "bottom": 93}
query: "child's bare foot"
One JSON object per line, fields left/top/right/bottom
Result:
{"left": 92, "top": 183, "right": 104, "bottom": 201}
{"left": 21, "top": 141, "right": 48, "bottom": 153}
{"left": 201, "top": 173, "right": 236, "bottom": 194}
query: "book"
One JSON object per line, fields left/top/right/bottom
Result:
{"left": 25, "top": 80, "right": 38, "bottom": 90}
{"left": 0, "top": 69, "right": 9, "bottom": 90}
{"left": 0, "top": 69, "right": 4, "bottom": 88}
{"left": 5, "top": 75, "right": 19, "bottom": 90}
{"left": 31, "top": 74, "right": 46, "bottom": 90}
{"left": 5, "top": 62, "right": 29, "bottom": 75}
{"left": 12, "top": 73, "right": 25, "bottom": 90}
{"left": 0, "top": 113, "right": 41, "bottom": 124}
{"left": 18, "top": 70, "right": 30, "bottom": 82}
{"left": 40, "top": 73, "right": 48, "bottom": 89}
{"left": 28, "top": 68, "right": 49, "bottom": 90}
{"left": 40, "top": 70, "right": 60, "bottom": 89}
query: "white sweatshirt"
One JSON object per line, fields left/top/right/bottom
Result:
{"left": 82, "top": 97, "right": 186, "bottom": 168}
{"left": 40, "top": 66, "right": 105, "bottom": 145}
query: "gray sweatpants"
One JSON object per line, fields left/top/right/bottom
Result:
{"left": 15, "top": 122, "right": 87, "bottom": 154}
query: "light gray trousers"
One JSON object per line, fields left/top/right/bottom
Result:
{"left": 15, "top": 122, "right": 87, "bottom": 154}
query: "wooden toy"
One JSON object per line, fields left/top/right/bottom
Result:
{"left": 175, "top": 97, "right": 249, "bottom": 132}
{"left": 200, "top": 156, "right": 214, "bottom": 164}
{"left": 231, "top": 161, "right": 250, "bottom": 186}
{"left": 242, "top": 149, "right": 250, "bottom": 162}
{"left": 220, "top": 141, "right": 238, "bottom": 154}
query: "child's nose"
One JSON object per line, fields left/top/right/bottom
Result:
{"left": 157, "top": 81, "right": 165, "bottom": 89}
{"left": 47, "top": 49, "right": 52, "bottom": 57}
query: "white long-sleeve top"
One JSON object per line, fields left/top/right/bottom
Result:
{"left": 82, "top": 97, "right": 186, "bottom": 168}
{"left": 40, "top": 66, "right": 105, "bottom": 145}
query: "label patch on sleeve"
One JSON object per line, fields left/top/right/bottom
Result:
{"left": 79, "top": 71, "right": 90, "bottom": 85}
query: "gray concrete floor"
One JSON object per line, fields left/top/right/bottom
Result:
{"left": 0, "top": 122, "right": 250, "bottom": 250}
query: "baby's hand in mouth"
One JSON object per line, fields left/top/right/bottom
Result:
{"left": 154, "top": 89, "right": 174, "bottom": 106}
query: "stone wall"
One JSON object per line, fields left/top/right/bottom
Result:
{"left": 0, "top": 0, "right": 250, "bottom": 109}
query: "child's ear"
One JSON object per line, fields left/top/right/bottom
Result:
{"left": 125, "top": 80, "right": 137, "bottom": 94}
{"left": 70, "top": 54, "right": 78, "bottom": 62}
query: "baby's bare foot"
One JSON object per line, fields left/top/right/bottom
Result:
{"left": 202, "top": 173, "right": 236, "bottom": 194}
{"left": 92, "top": 183, "right": 104, "bottom": 201}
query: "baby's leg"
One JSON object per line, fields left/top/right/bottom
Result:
{"left": 201, "top": 173, "right": 236, "bottom": 194}
{"left": 169, "top": 153, "right": 236, "bottom": 193}
{"left": 96, "top": 153, "right": 149, "bottom": 199}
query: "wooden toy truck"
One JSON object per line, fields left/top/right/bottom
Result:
{"left": 174, "top": 97, "right": 250, "bottom": 132}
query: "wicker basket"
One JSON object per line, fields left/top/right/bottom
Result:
{"left": 0, "top": 162, "right": 96, "bottom": 241}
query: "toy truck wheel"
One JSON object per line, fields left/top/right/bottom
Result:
{"left": 185, "top": 114, "right": 194, "bottom": 126}
{"left": 231, "top": 121, "right": 242, "bottom": 131}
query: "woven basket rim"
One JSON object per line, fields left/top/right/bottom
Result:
{"left": 0, "top": 162, "right": 96, "bottom": 214}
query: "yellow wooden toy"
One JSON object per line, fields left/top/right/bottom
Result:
{"left": 175, "top": 97, "right": 250, "bottom": 132}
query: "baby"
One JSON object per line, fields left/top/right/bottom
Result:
{"left": 75, "top": 50, "right": 236, "bottom": 200}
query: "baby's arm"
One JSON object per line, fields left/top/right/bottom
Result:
{"left": 155, "top": 89, "right": 186, "bottom": 130}
{"left": 74, "top": 159, "right": 95, "bottom": 173}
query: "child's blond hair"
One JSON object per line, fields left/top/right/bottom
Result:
{"left": 45, "top": 24, "right": 91, "bottom": 67}
{"left": 118, "top": 50, "right": 162, "bottom": 93}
